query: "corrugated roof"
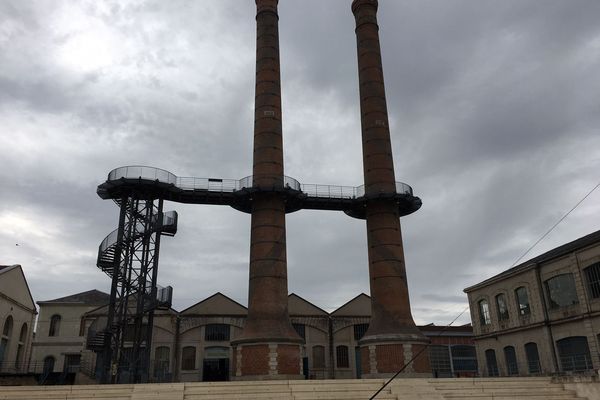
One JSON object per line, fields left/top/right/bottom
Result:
{"left": 464, "top": 229, "right": 600, "bottom": 292}
{"left": 39, "top": 289, "right": 110, "bottom": 305}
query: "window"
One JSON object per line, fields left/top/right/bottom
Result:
{"left": 545, "top": 274, "right": 579, "bottom": 309}
{"left": 312, "top": 345, "right": 325, "bottom": 369}
{"left": 49, "top": 315, "right": 61, "bottom": 337}
{"left": 15, "top": 323, "right": 27, "bottom": 368}
{"left": 557, "top": 336, "right": 593, "bottom": 372}
{"left": 336, "top": 345, "right": 349, "bottom": 368}
{"left": 292, "top": 323, "right": 306, "bottom": 340}
{"left": 515, "top": 287, "right": 530, "bottom": 316}
{"left": 503, "top": 346, "right": 519, "bottom": 375}
{"left": 353, "top": 324, "right": 369, "bottom": 341}
{"left": 584, "top": 262, "right": 600, "bottom": 299}
{"left": 495, "top": 294, "right": 509, "bottom": 321}
{"left": 478, "top": 300, "right": 491, "bottom": 326}
{"left": 181, "top": 346, "right": 196, "bottom": 370}
{"left": 205, "top": 324, "right": 230, "bottom": 341}
{"left": 451, "top": 345, "right": 478, "bottom": 373}
{"left": 43, "top": 356, "right": 55, "bottom": 375}
{"left": 429, "top": 345, "right": 452, "bottom": 377}
{"left": 485, "top": 349, "right": 499, "bottom": 376}
{"left": 0, "top": 316, "right": 13, "bottom": 364}
{"left": 524, "top": 342, "right": 540, "bottom": 374}
{"left": 154, "top": 346, "right": 170, "bottom": 377}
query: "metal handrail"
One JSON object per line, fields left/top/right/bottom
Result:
{"left": 105, "top": 166, "right": 414, "bottom": 200}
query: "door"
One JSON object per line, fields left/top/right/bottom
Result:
{"left": 355, "top": 347, "right": 362, "bottom": 378}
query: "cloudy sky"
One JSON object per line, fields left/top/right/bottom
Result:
{"left": 2, "top": 0, "right": 600, "bottom": 326}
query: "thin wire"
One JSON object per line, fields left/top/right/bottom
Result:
{"left": 369, "top": 305, "right": 471, "bottom": 400}
{"left": 510, "top": 181, "right": 600, "bottom": 268}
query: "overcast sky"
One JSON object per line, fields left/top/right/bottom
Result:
{"left": 2, "top": 0, "right": 600, "bottom": 326}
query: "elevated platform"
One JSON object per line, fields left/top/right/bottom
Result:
{"left": 0, "top": 377, "right": 590, "bottom": 400}
{"left": 97, "top": 166, "right": 422, "bottom": 219}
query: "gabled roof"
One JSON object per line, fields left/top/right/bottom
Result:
{"left": 464, "top": 229, "right": 600, "bottom": 292}
{"left": 331, "top": 293, "right": 371, "bottom": 317}
{"left": 288, "top": 293, "right": 328, "bottom": 316}
{"left": 180, "top": 292, "right": 247, "bottom": 316}
{"left": 38, "top": 289, "right": 110, "bottom": 306}
{"left": 0, "top": 264, "right": 36, "bottom": 312}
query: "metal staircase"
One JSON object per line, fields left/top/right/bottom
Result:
{"left": 92, "top": 192, "right": 178, "bottom": 384}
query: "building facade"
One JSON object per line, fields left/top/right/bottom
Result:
{"left": 465, "top": 230, "right": 600, "bottom": 377}
{"left": 76, "top": 292, "right": 474, "bottom": 383}
{"left": 0, "top": 265, "right": 36, "bottom": 374}
{"left": 30, "top": 290, "right": 110, "bottom": 382}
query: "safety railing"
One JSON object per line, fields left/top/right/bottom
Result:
{"left": 105, "top": 166, "right": 414, "bottom": 200}
{"left": 108, "top": 166, "right": 177, "bottom": 185}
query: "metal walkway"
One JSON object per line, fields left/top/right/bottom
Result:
{"left": 97, "top": 165, "right": 422, "bottom": 219}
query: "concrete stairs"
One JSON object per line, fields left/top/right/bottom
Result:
{"left": 428, "top": 377, "right": 586, "bottom": 400}
{"left": 0, "top": 377, "right": 589, "bottom": 400}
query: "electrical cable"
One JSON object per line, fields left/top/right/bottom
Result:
{"left": 369, "top": 179, "right": 600, "bottom": 399}
{"left": 509, "top": 181, "right": 600, "bottom": 268}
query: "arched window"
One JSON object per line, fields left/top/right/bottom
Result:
{"left": 584, "top": 262, "right": 600, "bottom": 298}
{"left": 181, "top": 346, "right": 196, "bottom": 370}
{"left": 524, "top": 342, "right": 540, "bottom": 374}
{"left": 43, "top": 356, "right": 55, "bottom": 375}
{"left": 557, "top": 336, "right": 593, "bottom": 372}
{"left": 545, "top": 274, "right": 579, "bottom": 309}
{"left": 0, "top": 316, "right": 13, "bottom": 363}
{"left": 49, "top": 315, "right": 61, "bottom": 337}
{"left": 495, "top": 294, "right": 509, "bottom": 321}
{"left": 312, "top": 345, "right": 325, "bottom": 369}
{"left": 336, "top": 345, "right": 349, "bottom": 368}
{"left": 2, "top": 316, "right": 13, "bottom": 337}
{"left": 515, "top": 287, "right": 530, "bottom": 315}
{"left": 485, "top": 349, "right": 499, "bottom": 376}
{"left": 15, "top": 323, "right": 27, "bottom": 368}
{"left": 503, "top": 346, "right": 518, "bottom": 375}
{"left": 478, "top": 300, "right": 491, "bottom": 326}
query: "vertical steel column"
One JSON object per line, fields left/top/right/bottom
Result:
{"left": 232, "top": 0, "right": 302, "bottom": 379}
{"left": 351, "top": 0, "right": 429, "bottom": 376}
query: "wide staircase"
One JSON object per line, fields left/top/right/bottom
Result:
{"left": 0, "top": 377, "right": 589, "bottom": 400}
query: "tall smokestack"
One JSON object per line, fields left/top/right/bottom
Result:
{"left": 231, "top": 0, "right": 303, "bottom": 380}
{"left": 352, "top": 0, "right": 430, "bottom": 376}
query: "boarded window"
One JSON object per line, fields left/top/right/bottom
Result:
{"left": 181, "top": 346, "right": 196, "bottom": 370}
{"left": 336, "top": 346, "right": 349, "bottom": 368}
{"left": 312, "top": 345, "right": 325, "bottom": 369}
{"left": 515, "top": 287, "right": 530, "bottom": 315}
{"left": 205, "top": 324, "right": 230, "bottom": 341}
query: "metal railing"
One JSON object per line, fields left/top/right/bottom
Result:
{"left": 560, "top": 354, "right": 594, "bottom": 372}
{"left": 105, "top": 165, "right": 414, "bottom": 200}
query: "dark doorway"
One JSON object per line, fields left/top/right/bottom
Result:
{"left": 355, "top": 347, "right": 362, "bottom": 378}
{"left": 202, "top": 358, "right": 229, "bottom": 381}
{"left": 202, "top": 347, "right": 229, "bottom": 381}
{"left": 302, "top": 357, "right": 309, "bottom": 379}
